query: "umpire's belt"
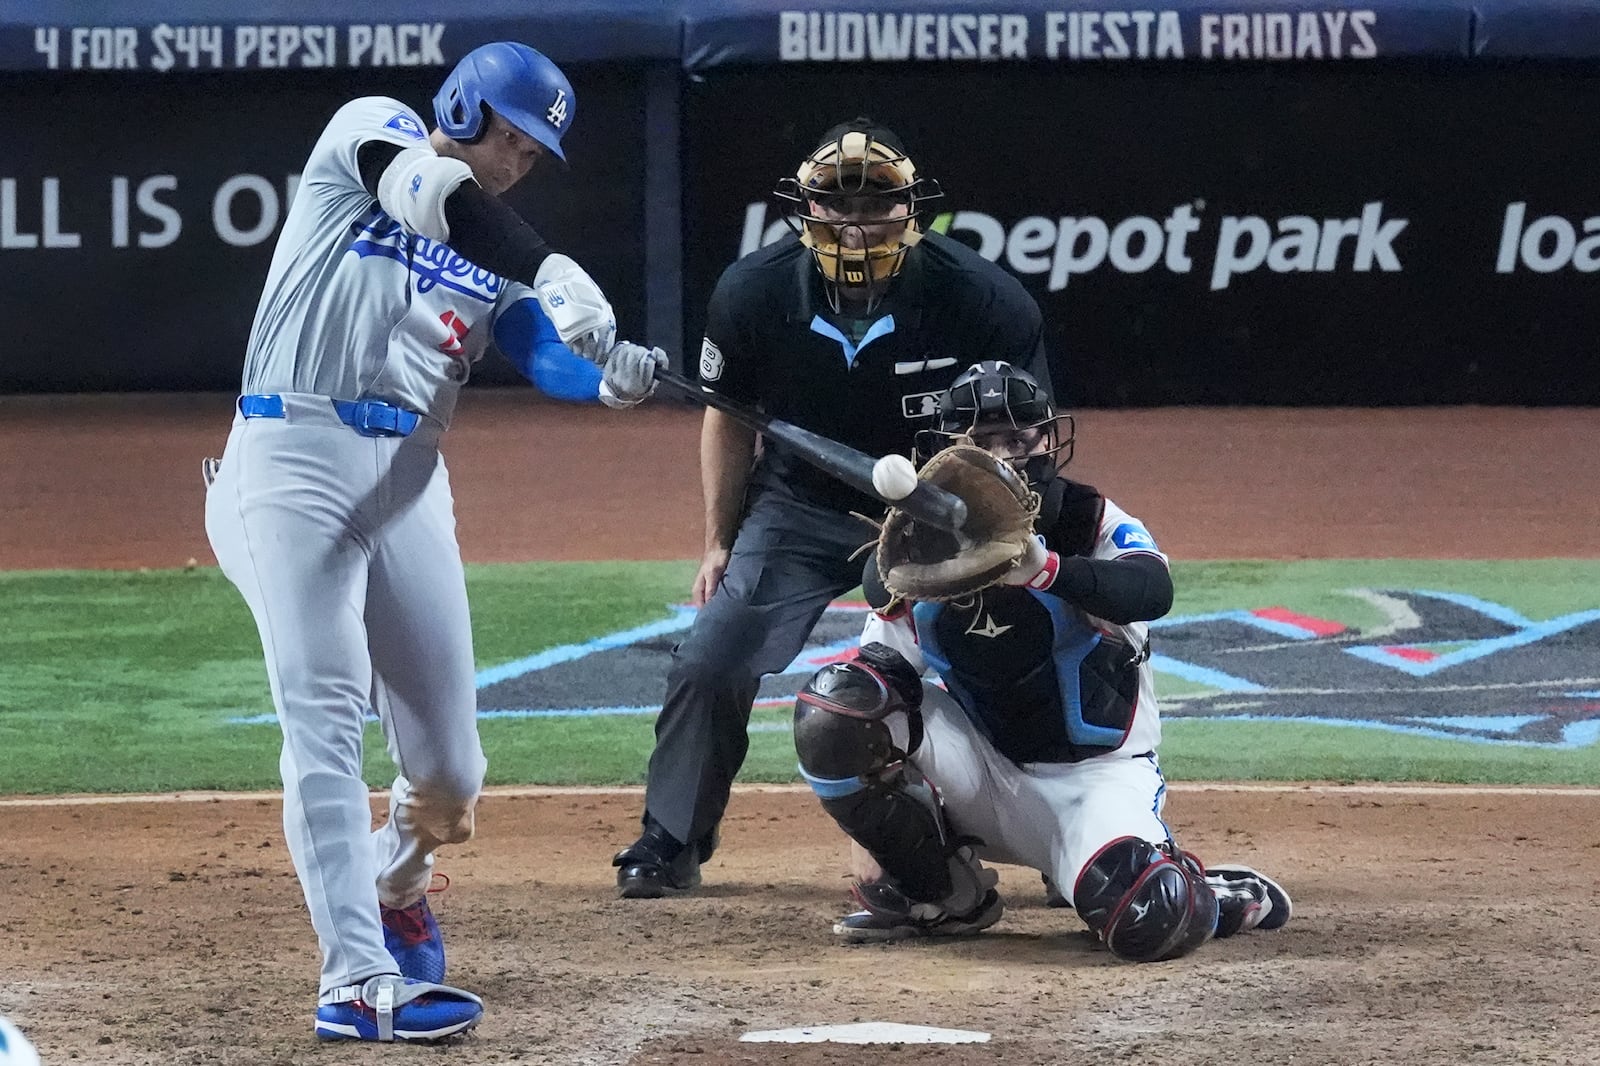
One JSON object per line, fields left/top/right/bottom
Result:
{"left": 238, "top": 394, "right": 420, "bottom": 438}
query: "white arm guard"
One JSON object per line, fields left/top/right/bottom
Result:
{"left": 534, "top": 253, "right": 617, "bottom": 363}
{"left": 376, "top": 147, "right": 475, "bottom": 242}
{"left": 861, "top": 610, "right": 927, "bottom": 676}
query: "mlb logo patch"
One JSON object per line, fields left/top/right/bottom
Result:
{"left": 699, "top": 337, "right": 724, "bottom": 381}
{"left": 901, "top": 391, "right": 940, "bottom": 419}
{"left": 1111, "top": 522, "right": 1157, "bottom": 551}
{"left": 385, "top": 112, "right": 425, "bottom": 138}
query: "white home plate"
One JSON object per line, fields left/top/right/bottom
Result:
{"left": 740, "top": 1022, "right": 990, "bottom": 1044}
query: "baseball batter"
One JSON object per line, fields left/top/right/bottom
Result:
{"left": 203, "top": 43, "right": 664, "bottom": 1042}
{"left": 794, "top": 362, "right": 1293, "bottom": 958}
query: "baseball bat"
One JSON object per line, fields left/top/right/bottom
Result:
{"left": 652, "top": 367, "right": 969, "bottom": 536}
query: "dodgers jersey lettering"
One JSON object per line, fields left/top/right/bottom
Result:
{"left": 241, "top": 96, "right": 534, "bottom": 426}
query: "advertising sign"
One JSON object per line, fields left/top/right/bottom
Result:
{"left": 684, "top": 63, "right": 1600, "bottom": 404}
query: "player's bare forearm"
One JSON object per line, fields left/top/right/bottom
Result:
{"left": 700, "top": 408, "right": 757, "bottom": 552}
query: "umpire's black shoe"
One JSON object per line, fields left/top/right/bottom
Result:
{"left": 613, "top": 824, "right": 701, "bottom": 899}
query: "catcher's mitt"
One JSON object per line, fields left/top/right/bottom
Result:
{"left": 875, "top": 443, "right": 1039, "bottom": 602}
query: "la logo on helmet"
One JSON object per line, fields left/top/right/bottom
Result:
{"left": 546, "top": 88, "right": 569, "bottom": 128}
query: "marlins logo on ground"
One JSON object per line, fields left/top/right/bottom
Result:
{"left": 224, "top": 592, "right": 1600, "bottom": 748}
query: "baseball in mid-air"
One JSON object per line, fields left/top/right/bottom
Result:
{"left": 871, "top": 453, "right": 919, "bottom": 500}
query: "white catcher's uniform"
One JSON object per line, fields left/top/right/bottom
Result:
{"left": 863, "top": 497, "right": 1171, "bottom": 906}
{"left": 205, "top": 97, "right": 538, "bottom": 997}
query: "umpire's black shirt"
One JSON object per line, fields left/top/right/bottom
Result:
{"left": 697, "top": 231, "right": 1053, "bottom": 514}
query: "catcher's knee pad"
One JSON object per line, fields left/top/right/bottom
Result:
{"left": 793, "top": 651, "right": 921, "bottom": 783}
{"left": 1073, "top": 837, "right": 1219, "bottom": 962}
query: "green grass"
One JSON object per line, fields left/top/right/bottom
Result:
{"left": 1161, "top": 719, "right": 1599, "bottom": 784}
{"left": 465, "top": 560, "right": 698, "bottom": 667}
{"left": 1166, "top": 558, "right": 1600, "bottom": 620}
{"left": 1, "top": 559, "right": 1597, "bottom": 795}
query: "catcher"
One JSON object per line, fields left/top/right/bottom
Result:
{"left": 793, "top": 361, "right": 1292, "bottom": 959}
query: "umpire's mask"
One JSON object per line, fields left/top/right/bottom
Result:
{"left": 773, "top": 118, "right": 943, "bottom": 314}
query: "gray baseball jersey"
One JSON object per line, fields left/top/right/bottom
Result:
{"left": 242, "top": 95, "right": 535, "bottom": 426}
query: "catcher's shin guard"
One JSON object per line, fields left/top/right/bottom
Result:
{"left": 815, "top": 775, "right": 967, "bottom": 905}
{"left": 1073, "top": 837, "right": 1219, "bottom": 962}
{"left": 795, "top": 652, "right": 958, "bottom": 903}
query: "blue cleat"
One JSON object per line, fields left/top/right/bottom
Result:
{"left": 315, "top": 975, "right": 482, "bottom": 1043}
{"left": 382, "top": 894, "right": 446, "bottom": 983}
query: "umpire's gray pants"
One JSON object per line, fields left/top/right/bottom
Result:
{"left": 644, "top": 482, "right": 872, "bottom": 849}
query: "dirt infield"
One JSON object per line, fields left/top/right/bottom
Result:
{"left": 5, "top": 785, "right": 1598, "bottom": 1065}
{"left": 3, "top": 393, "right": 1599, "bottom": 1064}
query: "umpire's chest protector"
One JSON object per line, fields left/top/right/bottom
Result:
{"left": 728, "top": 234, "right": 1042, "bottom": 463}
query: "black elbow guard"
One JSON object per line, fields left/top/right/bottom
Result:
{"left": 442, "top": 184, "right": 554, "bottom": 283}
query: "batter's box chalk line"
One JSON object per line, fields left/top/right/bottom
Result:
{"left": 740, "top": 1022, "right": 991, "bottom": 1044}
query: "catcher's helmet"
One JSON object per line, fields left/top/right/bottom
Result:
{"left": 773, "top": 117, "right": 943, "bottom": 313}
{"left": 433, "top": 42, "right": 575, "bottom": 160}
{"left": 918, "top": 361, "right": 1075, "bottom": 485}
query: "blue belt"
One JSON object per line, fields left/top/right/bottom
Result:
{"left": 238, "top": 394, "right": 420, "bottom": 438}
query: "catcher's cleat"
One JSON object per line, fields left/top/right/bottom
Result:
{"left": 1041, "top": 872, "right": 1072, "bottom": 909}
{"left": 1205, "top": 864, "right": 1292, "bottom": 933}
{"left": 382, "top": 892, "right": 446, "bottom": 984}
{"left": 612, "top": 823, "right": 702, "bottom": 899}
{"left": 315, "top": 975, "right": 482, "bottom": 1043}
{"left": 834, "top": 883, "right": 1005, "bottom": 943}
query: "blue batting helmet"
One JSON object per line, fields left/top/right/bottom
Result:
{"left": 432, "top": 42, "right": 575, "bottom": 160}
